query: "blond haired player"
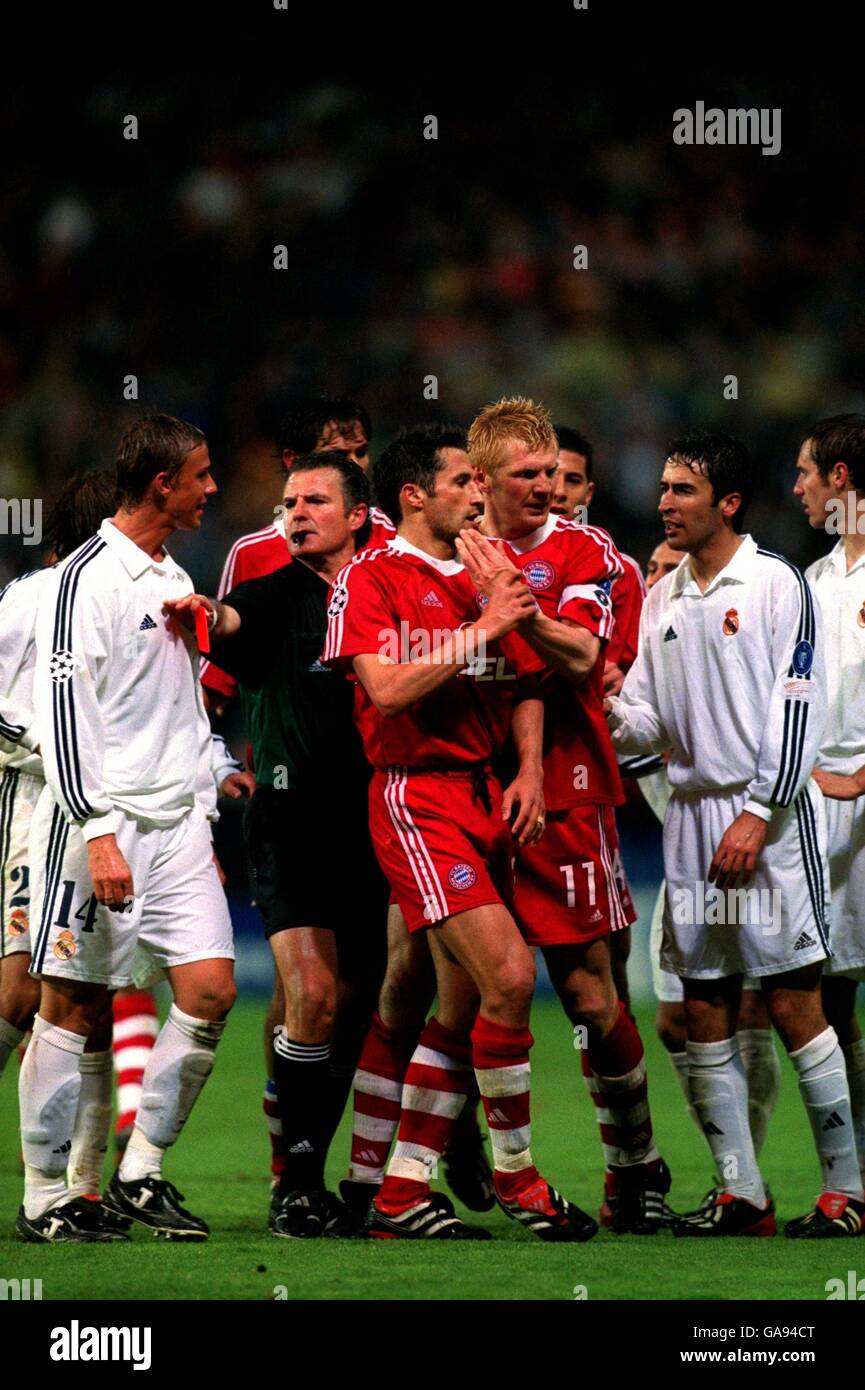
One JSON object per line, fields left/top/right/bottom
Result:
{"left": 462, "top": 398, "right": 675, "bottom": 1233}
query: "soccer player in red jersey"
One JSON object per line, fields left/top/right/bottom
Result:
{"left": 550, "top": 425, "right": 646, "bottom": 692}
{"left": 324, "top": 423, "right": 597, "bottom": 1241}
{"left": 200, "top": 394, "right": 393, "bottom": 1189}
{"left": 550, "top": 425, "right": 645, "bottom": 1018}
{"left": 463, "top": 398, "right": 675, "bottom": 1233}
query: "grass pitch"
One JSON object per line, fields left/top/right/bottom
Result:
{"left": 0, "top": 996, "right": 860, "bottom": 1301}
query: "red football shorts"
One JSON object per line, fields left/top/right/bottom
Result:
{"left": 369, "top": 768, "right": 514, "bottom": 932}
{"left": 514, "top": 803, "right": 636, "bottom": 947}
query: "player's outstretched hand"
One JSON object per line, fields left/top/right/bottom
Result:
{"left": 219, "top": 770, "right": 256, "bottom": 798}
{"left": 163, "top": 593, "right": 216, "bottom": 633}
{"left": 456, "top": 529, "right": 524, "bottom": 596}
{"left": 708, "top": 810, "right": 768, "bottom": 890}
{"left": 501, "top": 769, "right": 546, "bottom": 846}
{"left": 812, "top": 767, "right": 865, "bottom": 801}
{"left": 602, "top": 662, "right": 625, "bottom": 697}
{"left": 86, "top": 834, "right": 134, "bottom": 910}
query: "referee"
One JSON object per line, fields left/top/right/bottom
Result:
{"left": 167, "top": 451, "right": 388, "bottom": 1238}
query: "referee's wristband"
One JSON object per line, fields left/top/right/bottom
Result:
{"left": 206, "top": 603, "right": 219, "bottom": 632}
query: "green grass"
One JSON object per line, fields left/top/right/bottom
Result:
{"left": 0, "top": 997, "right": 860, "bottom": 1301}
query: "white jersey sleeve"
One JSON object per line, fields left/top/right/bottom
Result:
{"left": 606, "top": 600, "right": 672, "bottom": 756}
{"left": 743, "top": 566, "right": 826, "bottom": 821}
{"left": 34, "top": 552, "right": 119, "bottom": 841}
{"left": 0, "top": 573, "right": 41, "bottom": 752}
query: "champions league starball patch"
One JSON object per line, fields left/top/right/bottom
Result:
{"left": 448, "top": 862, "right": 477, "bottom": 891}
{"left": 792, "top": 639, "right": 814, "bottom": 676}
{"left": 523, "top": 559, "right": 556, "bottom": 591}
{"left": 48, "top": 650, "right": 80, "bottom": 683}
{"left": 327, "top": 584, "right": 349, "bottom": 618}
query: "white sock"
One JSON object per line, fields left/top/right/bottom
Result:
{"left": 0, "top": 1015, "right": 25, "bottom": 1076}
{"left": 118, "top": 1004, "right": 226, "bottom": 1182}
{"left": 686, "top": 1036, "right": 766, "bottom": 1205}
{"left": 843, "top": 1038, "right": 865, "bottom": 1181}
{"left": 67, "top": 1049, "right": 113, "bottom": 1198}
{"left": 668, "top": 1049, "right": 702, "bottom": 1134}
{"left": 789, "top": 1026, "right": 863, "bottom": 1199}
{"left": 19, "top": 1015, "right": 86, "bottom": 1219}
{"left": 736, "top": 1028, "right": 781, "bottom": 1157}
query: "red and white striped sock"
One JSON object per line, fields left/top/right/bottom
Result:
{"left": 471, "top": 1014, "right": 539, "bottom": 1201}
{"left": 112, "top": 991, "right": 158, "bottom": 1137}
{"left": 376, "top": 1016, "right": 474, "bottom": 1213}
{"left": 263, "top": 1074, "right": 284, "bottom": 1181}
{"left": 582, "top": 1003, "right": 658, "bottom": 1167}
{"left": 349, "top": 1012, "right": 422, "bottom": 1186}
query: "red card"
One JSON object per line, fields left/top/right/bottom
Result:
{"left": 195, "top": 605, "right": 211, "bottom": 654}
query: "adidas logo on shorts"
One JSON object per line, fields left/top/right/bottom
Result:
{"left": 139, "top": 614, "right": 157, "bottom": 631}
{"left": 663, "top": 626, "right": 678, "bottom": 642}
{"left": 794, "top": 930, "right": 817, "bottom": 951}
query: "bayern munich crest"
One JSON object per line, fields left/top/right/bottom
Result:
{"left": 448, "top": 862, "right": 477, "bottom": 891}
{"left": 523, "top": 559, "right": 556, "bottom": 591}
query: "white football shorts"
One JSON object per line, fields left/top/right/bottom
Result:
{"left": 822, "top": 788, "right": 865, "bottom": 980}
{"left": 661, "top": 781, "right": 829, "bottom": 980}
{"left": 28, "top": 788, "right": 234, "bottom": 988}
{"left": 0, "top": 767, "right": 44, "bottom": 958}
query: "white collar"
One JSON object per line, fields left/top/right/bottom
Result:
{"left": 823, "top": 537, "right": 865, "bottom": 578}
{"left": 98, "top": 519, "right": 184, "bottom": 581}
{"left": 671, "top": 534, "right": 758, "bottom": 598}
{"left": 485, "top": 513, "right": 558, "bottom": 554}
{"left": 390, "top": 532, "right": 464, "bottom": 577}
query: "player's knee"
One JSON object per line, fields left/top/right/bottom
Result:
{"left": 379, "top": 953, "right": 434, "bottom": 1027}
{"left": 293, "top": 973, "right": 336, "bottom": 1033}
{"left": 766, "top": 990, "right": 821, "bottom": 1047}
{"left": 0, "top": 974, "right": 40, "bottom": 1031}
{"left": 186, "top": 977, "right": 237, "bottom": 1021}
{"left": 487, "top": 956, "right": 536, "bottom": 1015}
{"left": 656, "top": 1003, "right": 687, "bottom": 1052}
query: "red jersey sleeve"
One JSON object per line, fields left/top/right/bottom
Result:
{"left": 605, "top": 556, "right": 646, "bottom": 673}
{"left": 323, "top": 555, "right": 396, "bottom": 669}
{"left": 201, "top": 538, "right": 246, "bottom": 700}
{"left": 556, "top": 525, "right": 623, "bottom": 642}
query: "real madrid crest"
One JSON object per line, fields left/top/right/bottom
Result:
{"left": 53, "top": 929, "right": 76, "bottom": 960}
{"left": 722, "top": 608, "right": 739, "bottom": 636}
{"left": 858, "top": 600, "right": 865, "bottom": 629}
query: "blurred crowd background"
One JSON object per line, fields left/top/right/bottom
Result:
{"left": 2, "top": 75, "right": 864, "bottom": 592}
{"left": 2, "top": 73, "right": 862, "bottom": 992}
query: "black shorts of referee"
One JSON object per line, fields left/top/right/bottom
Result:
{"left": 243, "top": 783, "right": 390, "bottom": 948}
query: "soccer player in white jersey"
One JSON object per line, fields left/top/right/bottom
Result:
{"left": 17, "top": 414, "right": 237, "bottom": 1243}
{"left": 1, "top": 473, "right": 119, "bottom": 1089}
{"left": 629, "top": 539, "right": 781, "bottom": 1209}
{"left": 795, "top": 414, "right": 865, "bottom": 1186}
{"left": 607, "top": 431, "right": 864, "bottom": 1238}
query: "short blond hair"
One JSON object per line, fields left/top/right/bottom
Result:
{"left": 467, "top": 396, "right": 557, "bottom": 477}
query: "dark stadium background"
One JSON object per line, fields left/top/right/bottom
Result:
{"left": 2, "top": 70, "right": 862, "bottom": 996}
